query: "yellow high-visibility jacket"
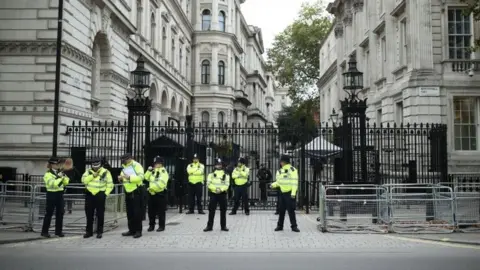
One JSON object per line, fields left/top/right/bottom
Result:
{"left": 271, "top": 164, "right": 298, "bottom": 196}
{"left": 81, "top": 167, "right": 114, "bottom": 196}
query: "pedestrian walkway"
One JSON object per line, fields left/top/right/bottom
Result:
{"left": 1, "top": 212, "right": 422, "bottom": 251}
{"left": 0, "top": 230, "right": 43, "bottom": 245}
{"left": 399, "top": 233, "right": 480, "bottom": 246}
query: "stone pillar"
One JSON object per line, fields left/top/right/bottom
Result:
{"left": 195, "top": 48, "right": 201, "bottom": 84}
{"left": 212, "top": 0, "right": 219, "bottom": 30}
{"left": 237, "top": 110, "right": 243, "bottom": 125}
{"left": 161, "top": 108, "right": 171, "bottom": 123}
{"left": 236, "top": 10, "right": 240, "bottom": 38}
{"left": 408, "top": 0, "right": 433, "bottom": 69}
{"left": 211, "top": 43, "right": 218, "bottom": 84}
{"left": 151, "top": 103, "right": 162, "bottom": 123}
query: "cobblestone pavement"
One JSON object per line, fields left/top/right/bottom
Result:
{"left": 2, "top": 212, "right": 432, "bottom": 251}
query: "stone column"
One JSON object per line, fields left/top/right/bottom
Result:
{"left": 408, "top": 0, "right": 433, "bottom": 69}
{"left": 195, "top": 48, "right": 201, "bottom": 84}
{"left": 212, "top": 0, "right": 219, "bottom": 30}
{"left": 237, "top": 110, "right": 243, "bottom": 125}
{"left": 235, "top": 59, "right": 241, "bottom": 89}
{"left": 211, "top": 43, "right": 218, "bottom": 84}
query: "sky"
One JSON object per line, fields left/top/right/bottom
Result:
{"left": 240, "top": 0, "right": 317, "bottom": 53}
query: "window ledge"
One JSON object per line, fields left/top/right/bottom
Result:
{"left": 392, "top": 65, "right": 407, "bottom": 77}
{"left": 374, "top": 77, "right": 386, "bottom": 87}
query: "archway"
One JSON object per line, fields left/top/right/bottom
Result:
{"left": 91, "top": 32, "right": 112, "bottom": 117}
{"left": 149, "top": 83, "right": 160, "bottom": 122}
{"left": 178, "top": 101, "right": 184, "bottom": 118}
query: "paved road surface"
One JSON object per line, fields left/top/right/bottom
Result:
{"left": 1, "top": 212, "right": 478, "bottom": 270}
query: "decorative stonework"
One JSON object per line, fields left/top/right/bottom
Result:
{"left": 102, "top": 8, "right": 112, "bottom": 33}
{"left": 0, "top": 105, "right": 92, "bottom": 119}
{"left": 343, "top": 12, "right": 353, "bottom": 26}
{"left": 0, "top": 41, "right": 95, "bottom": 68}
{"left": 112, "top": 22, "right": 131, "bottom": 40}
{"left": 171, "top": 24, "right": 178, "bottom": 34}
{"left": 334, "top": 22, "right": 344, "bottom": 38}
{"left": 100, "top": 70, "right": 130, "bottom": 86}
{"left": 353, "top": 0, "right": 364, "bottom": 12}
{"left": 161, "top": 11, "right": 171, "bottom": 22}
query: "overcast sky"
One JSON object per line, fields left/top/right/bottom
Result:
{"left": 240, "top": 0, "right": 317, "bottom": 53}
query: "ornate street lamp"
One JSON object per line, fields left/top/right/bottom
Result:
{"left": 329, "top": 108, "right": 339, "bottom": 125}
{"left": 130, "top": 55, "right": 151, "bottom": 98}
{"left": 342, "top": 55, "right": 363, "bottom": 100}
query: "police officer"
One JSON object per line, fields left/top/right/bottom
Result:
{"left": 270, "top": 155, "right": 300, "bottom": 232}
{"left": 118, "top": 153, "right": 145, "bottom": 238}
{"left": 145, "top": 156, "right": 169, "bottom": 232}
{"left": 186, "top": 154, "right": 206, "bottom": 214}
{"left": 81, "top": 157, "right": 114, "bottom": 239}
{"left": 41, "top": 157, "right": 70, "bottom": 238}
{"left": 229, "top": 157, "right": 250, "bottom": 215}
{"left": 204, "top": 158, "right": 230, "bottom": 232}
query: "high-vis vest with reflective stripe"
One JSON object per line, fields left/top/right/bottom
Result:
{"left": 81, "top": 167, "right": 114, "bottom": 196}
{"left": 271, "top": 164, "right": 298, "bottom": 196}
{"left": 43, "top": 170, "right": 69, "bottom": 192}
{"left": 232, "top": 165, "right": 249, "bottom": 186}
{"left": 207, "top": 170, "right": 230, "bottom": 193}
{"left": 187, "top": 162, "right": 204, "bottom": 184}
{"left": 120, "top": 161, "right": 144, "bottom": 193}
{"left": 145, "top": 167, "right": 169, "bottom": 195}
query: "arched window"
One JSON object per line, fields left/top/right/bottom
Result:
{"left": 150, "top": 13, "right": 156, "bottom": 48}
{"left": 217, "top": 111, "right": 225, "bottom": 127}
{"left": 201, "top": 111, "right": 210, "bottom": 127}
{"left": 162, "top": 27, "right": 167, "bottom": 56}
{"left": 218, "top": 61, "right": 225, "bottom": 85}
{"left": 201, "top": 60, "right": 210, "bottom": 84}
{"left": 218, "top": 11, "right": 226, "bottom": 32}
{"left": 202, "top": 9, "right": 211, "bottom": 30}
{"left": 136, "top": 0, "right": 143, "bottom": 34}
{"left": 179, "top": 48, "right": 183, "bottom": 75}
{"left": 171, "top": 37, "right": 175, "bottom": 65}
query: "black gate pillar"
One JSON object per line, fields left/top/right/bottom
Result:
{"left": 299, "top": 117, "right": 308, "bottom": 213}
{"left": 185, "top": 115, "right": 194, "bottom": 160}
{"left": 127, "top": 55, "right": 152, "bottom": 167}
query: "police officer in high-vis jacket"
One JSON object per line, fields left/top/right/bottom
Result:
{"left": 145, "top": 156, "right": 169, "bottom": 232}
{"left": 229, "top": 157, "right": 250, "bottom": 215}
{"left": 41, "top": 157, "right": 70, "bottom": 238}
{"left": 186, "top": 154, "right": 206, "bottom": 214}
{"left": 81, "top": 157, "right": 114, "bottom": 239}
{"left": 270, "top": 155, "right": 300, "bottom": 232}
{"left": 204, "top": 158, "right": 230, "bottom": 232}
{"left": 118, "top": 153, "right": 145, "bottom": 238}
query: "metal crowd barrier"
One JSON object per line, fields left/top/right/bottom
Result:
{"left": 0, "top": 182, "right": 126, "bottom": 234}
{"left": 454, "top": 184, "right": 480, "bottom": 232}
{"left": 318, "top": 183, "right": 459, "bottom": 234}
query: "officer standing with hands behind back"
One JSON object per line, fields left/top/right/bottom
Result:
{"left": 118, "top": 153, "right": 145, "bottom": 238}
{"left": 229, "top": 157, "right": 250, "bottom": 215}
{"left": 270, "top": 155, "right": 300, "bottom": 232}
{"left": 145, "top": 156, "right": 169, "bottom": 232}
{"left": 81, "top": 157, "right": 114, "bottom": 239}
{"left": 204, "top": 158, "right": 230, "bottom": 232}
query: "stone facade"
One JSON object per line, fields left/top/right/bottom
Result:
{"left": 0, "top": 0, "right": 277, "bottom": 175}
{"left": 318, "top": 0, "right": 480, "bottom": 172}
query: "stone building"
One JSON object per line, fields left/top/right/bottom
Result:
{"left": 0, "top": 0, "right": 277, "bottom": 174}
{"left": 318, "top": 0, "right": 480, "bottom": 172}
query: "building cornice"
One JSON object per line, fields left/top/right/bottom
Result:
{"left": 0, "top": 41, "right": 95, "bottom": 68}
{"left": 317, "top": 60, "right": 338, "bottom": 89}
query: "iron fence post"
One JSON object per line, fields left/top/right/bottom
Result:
{"left": 299, "top": 117, "right": 308, "bottom": 213}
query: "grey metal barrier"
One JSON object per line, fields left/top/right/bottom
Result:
{"left": 318, "top": 184, "right": 389, "bottom": 233}
{"left": 387, "top": 184, "right": 455, "bottom": 233}
{"left": 454, "top": 184, "right": 480, "bottom": 232}
{"left": 0, "top": 182, "right": 35, "bottom": 231}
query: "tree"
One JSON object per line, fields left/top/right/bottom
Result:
{"left": 267, "top": 0, "right": 332, "bottom": 102}
{"left": 461, "top": 0, "right": 480, "bottom": 51}
{"left": 276, "top": 98, "right": 318, "bottom": 149}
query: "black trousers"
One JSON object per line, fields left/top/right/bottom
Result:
{"left": 148, "top": 191, "right": 167, "bottom": 228}
{"left": 85, "top": 191, "right": 106, "bottom": 234}
{"left": 259, "top": 183, "right": 267, "bottom": 201}
{"left": 207, "top": 192, "right": 227, "bottom": 228}
{"left": 277, "top": 192, "right": 297, "bottom": 228}
{"left": 188, "top": 182, "right": 203, "bottom": 212}
{"left": 231, "top": 185, "right": 249, "bottom": 213}
{"left": 276, "top": 190, "right": 281, "bottom": 213}
{"left": 126, "top": 189, "right": 143, "bottom": 233}
{"left": 41, "top": 191, "right": 64, "bottom": 234}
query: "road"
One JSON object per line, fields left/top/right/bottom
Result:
{"left": 0, "top": 212, "right": 478, "bottom": 270}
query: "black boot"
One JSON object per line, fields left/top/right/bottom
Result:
{"left": 291, "top": 227, "right": 300, "bottom": 233}
{"left": 221, "top": 227, "right": 229, "bottom": 232}
{"left": 133, "top": 232, "right": 142, "bottom": 238}
{"left": 41, "top": 233, "right": 51, "bottom": 238}
{"left": 274, "top": 227, "right": 283, "bottom": 231}
{"left": 203, "top": 226, "right": 213, "bottom": 232}
{"left": 157, "top": 227, "right": 165, "bottom": 232}
{"left": 122, "top": 231, "right": 134, "bottom": 237}
{"left": 83, "top": 233, "right": 93, "bottom": 239}
{"left": 198, "top": 210, "right": 206, "bottom": 215}
{"left": 96, "top": 234, "right": 103, "bottom": 239}
{"left": 147, "top": 225, "right": 154, "bottom": 232}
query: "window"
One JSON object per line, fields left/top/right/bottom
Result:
{"left": 381, "top": 37, "right": 386, "bottom": 77}
{"left": 399, "top": 19, "right": 407, "bottom": 66}
{"left": 448, "top": 8, "right": 472, "bottom": 59}
{"left": 201, "top": 111, "right": 210, "bottom": 127}
{"left": 395, "top": 102, "right": 403, "bottom": 124}
{"left": 171, "top": 37, "right": 175, "bottom": 65}
{"left": 201, "top": 60, "right": 210, "bottom": 84}
{"left": 186, "top": 54, "right": 189, "bottom": 79}
{"left": 202, "top": 9, "right": 211, "bottom": 30}
{"left": 179, "top": 48, "right": 183, "bottom": 74}
{"left": 136, "top": 0, "right": 142, "bottom": 34}
{"left": 454, "top": 97, "right": 477, "bottom": 150}
{"left": 162, "top": 27, "right": 166, "bottom": 56}
{"left": 217, "top": 112, "right": 224, "bottom": 127}
{"left": 218, "top": 61, "right": 225, "bottom": 85}
{"left": 218, "top": 11, "right": 226, "bottom": 32}
{"left": 150, "top": 13, "right": 156, "bottom": 48}
{"left": 364, "top": 49, "right": 370, "bottom": 86}
{"left": 376, "top": 109, "right": 382, "bottom": 126}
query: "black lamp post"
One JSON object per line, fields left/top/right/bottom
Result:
{"left": 127, "top": 55, "right": 152, "bottom": 166}
{"left": 329, "top": 108, "right": 339, "bottom": 125}
{"left": 342, "top": 55, "right": 364, "bottom": 100}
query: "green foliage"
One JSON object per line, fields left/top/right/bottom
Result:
{"left": 276, "top": 99, "right": 319, "bottom": 148}
{"left": 461, "top": 0, "right": 480, "bottom": 51}
{"left": 267, "top": 0, "right": 332, "bottom": 102}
